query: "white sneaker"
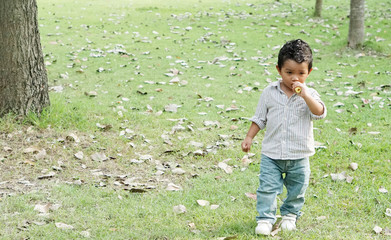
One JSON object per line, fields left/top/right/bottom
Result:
{"left": 280, "top": 213, "right": 297, "bottom": 231}
{"left": 255, "top": 220, "right": 272, "bottom": 235}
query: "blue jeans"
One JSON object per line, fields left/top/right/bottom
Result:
{"left": 256, "top": 154, "right": 310, "bottom": 224}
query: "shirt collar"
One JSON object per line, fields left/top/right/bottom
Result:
{"left": 271, "top": 80, "right": 284, "bottom": 93}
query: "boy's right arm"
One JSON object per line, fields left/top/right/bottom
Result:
{"left": 241, "top": 122, "right": 260, "bottom": 152}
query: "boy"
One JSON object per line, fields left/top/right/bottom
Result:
{"left": 241, "top": 39, "right": 326, "bottom": 235}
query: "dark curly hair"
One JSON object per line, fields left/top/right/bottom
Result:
{"left": 277, "top": 39, "right": 313, "bottom": 71}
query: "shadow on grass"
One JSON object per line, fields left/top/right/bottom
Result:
{"left": 216, "top": 219, "right": 258, "bottom": 239}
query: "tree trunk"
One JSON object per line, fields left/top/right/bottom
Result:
{"left": 348, "top": 0, "right": 365, "bottom": 48}
{"left": 314, "top": 0, "right": 323, "bottom": 17}
{"left": 0, "top": 0, "right": 50, "bottom": 117}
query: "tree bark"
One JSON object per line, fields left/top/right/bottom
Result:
{"left": 348, "top": 0, "right": 365, "bottom": 48}
{"left": 0, "top": 0, "right": 50, "bottom": 117}
{"left": 314, "top": 0, "right": 323, "bottom": 17}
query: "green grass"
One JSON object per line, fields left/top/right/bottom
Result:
{"left": 0, "top": 0, "right": 390, "bottom": 239}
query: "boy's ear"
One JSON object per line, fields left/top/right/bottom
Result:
{"left": 308, "top": 68, "right": 313, "bottom": 74}
{"left": 276, "top": 65, "right": 281, "bottom": 74}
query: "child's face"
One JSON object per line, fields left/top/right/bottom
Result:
{"left": 276, "top": 59, "right": 312, "bottom": 91}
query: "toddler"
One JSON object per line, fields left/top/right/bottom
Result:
{"left": 241, "top": 39, "right": 327, "bottom": 235}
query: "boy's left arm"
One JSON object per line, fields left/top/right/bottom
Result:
{"left": 302, "top": 94, "right": 325, "bottom": 116}
{"left": 293, "top": 84, "right": 325, "bottom": 117}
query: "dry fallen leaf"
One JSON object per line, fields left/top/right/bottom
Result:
{"left": 346, "top": 176, "right": 354, "bottom": 184}
{"left": 368, "top": 131, "right": 381, "bottom": 135}
{"left": 66, "top": 133, "right": 80, "bottom": 143}
{"left": 34, "top": 149, "right": 47, "bottom": 160}
{"left": 55, "top": 222, "right": 74, "bottom": 230}
{"left": 172, "top": 168, "right": 186, "bottom": 175}
{"left": 139, "top": 154, "right": 153, "bottom": 161}
{"left": 34, "top": 203, "right": 51, "bottom": 214}
{"left": 80, "top": 230, "right": 91, "bottom": 238}
{"left": 345, "top": 90, "right": 363, "bottom": 96}
{"left": 348, "top": 127, "right": 358, "bottom": 135}
{"left": 204, "top": 120, "right": 220, "bottom": 127}
{"left": 96, "top": 123, "right": 112, "bottom": 131}
{"left": 333, "top": 102, "right": 345, "bottom": 107}
{"left": 49, "top": 85, "right": 63, "bottom": 92}
{"left": 84, "top": 91, "right": 98, "bottom": 97}
{"left": 165, "top": 104, "right": 181, "bottom": 113}
{"left": 241, "top": 155, "right": 252, "bottom": 167}
{"left": 196, "top": 200, "right": 210, "bottom": 207}
{"left": 210, "top": 204, "right": 220, "bottom": 210}
{"left": 385, "top": 208, "right": 391, "bottom": 217}
{"left": 189, "top": 141, "right": 204, "bottom": 148}
{"left": 169, "top": 77, "right": 180, "bottom": 84}
{"left": 230, "top": 125, "right": 238, "bottom": 130}
{"left": 90, "top": 152, "right": 108, "bottom": 162}
{"left": 188, "top": 222, "right": 196, "bottom": 230}
{"left": 217, "top": 236, "right": 237, "bottom": 240}
{"left": 245, "top": 192, "right": 257, "bottom": 200}
{"left": 74, "top": 180, "right": 83, "bottom": 185}
{"left": 166, "top": 183, "right": 182, "bottom": 191}
{"left": 193, "top": 150, "right": 206, "bottom": 156}
{"left": 3, "top": 146, "right": 12, "bottom": 152}
{"left": 23, "top": 146, "right": 40, "bottom": 154}
{"left": 122, "top": 177, "right": 140, "bottom": 186}
{"left": 379, "top": 186, "right": 388, "bottom": 194}
{"left": 330, "top": 172, "right": 347, "bottom": 181}
{"left": 32, "top": 221, "right": 47, "bottom": 226}
{"left": 37, "top": 172, "right": 56, "bottom": 180}
{"left": 373, "top": 225, "right": 382, "bottom": 234}
{"left": 173, "top": 205, "right": 187, "bottom": 214}
{"left": 74, "top": 151, "right": 84, "bottom": 160}
{"left": 349, "top": 162, "right": 358, "bottom": 171}
{"left": 218, "top": 162, "right": 233, "bottom": 174}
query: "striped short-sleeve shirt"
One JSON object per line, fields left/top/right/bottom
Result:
{"left": 250, "top": 81, "right": 327, "bottom": 160}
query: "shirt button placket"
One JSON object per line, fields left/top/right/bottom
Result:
{"left": 282, "top": 104, "right": 288, "bottom": 158}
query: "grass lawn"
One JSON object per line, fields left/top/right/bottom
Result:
{"left": 0, "top": 0, "right": 390, "bottom": 239}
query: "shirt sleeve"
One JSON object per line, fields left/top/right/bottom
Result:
{"left": 250, "top": 88, "right": 268, "bottom": 129}
{"left": 309, "top": 89, "right": 327, "bottom": 120}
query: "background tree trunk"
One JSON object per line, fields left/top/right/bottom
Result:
{"left": 0, "top": 0, "right": 50, "bottom": 117}
{"left": 314, "top": 0, "right": 323, "bottom": 17}
{"left": 348, "top": 0, "right": 365, "bottom": 48}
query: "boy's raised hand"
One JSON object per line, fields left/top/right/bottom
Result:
{"left": 292, "top": 82, "right": 306, "bottom": 97}
{"left": 292, "top": 82, "right": 325, "bottom": 116}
